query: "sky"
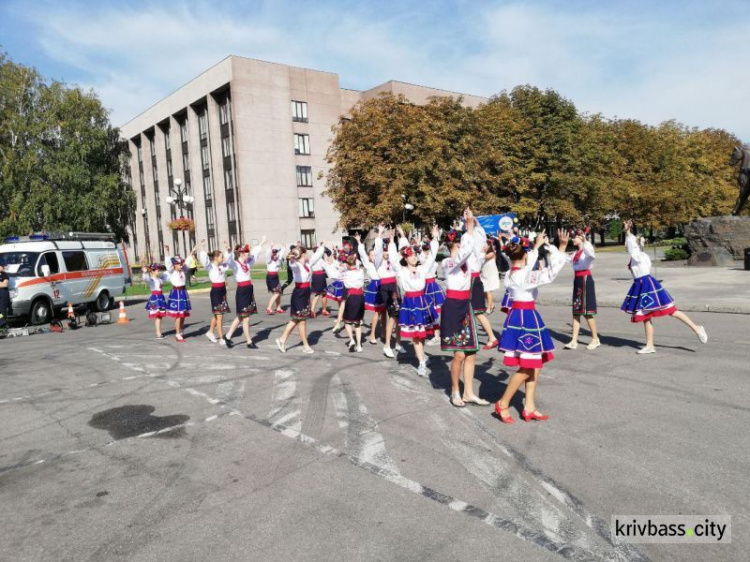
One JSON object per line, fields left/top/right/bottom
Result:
{"left": 1, "top": 0, "right": 748, "bottom": 141}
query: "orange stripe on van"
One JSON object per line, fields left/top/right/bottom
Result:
{"left": 17, "top": 268, "right": 124, "bottom": 288}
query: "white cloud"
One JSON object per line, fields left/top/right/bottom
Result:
{"left": 12, "top": 0, "right": 750, "bottom": 140}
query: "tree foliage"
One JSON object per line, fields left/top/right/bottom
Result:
{"left": 325, "top": 86, "right": 742, "bottom": 231}
{"left": 0, "top": 51, "right": 134, "bottom": 240}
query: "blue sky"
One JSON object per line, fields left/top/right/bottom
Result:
{"left": 1, "top": 0, "right": 748, "bottom": 140}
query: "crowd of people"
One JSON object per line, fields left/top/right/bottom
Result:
{"left": 140, "top": 210, "right": 708, "bottom": 424}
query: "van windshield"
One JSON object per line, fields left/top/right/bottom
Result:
{"left": 0, "top": 251, "right": 40, "bottom": 277}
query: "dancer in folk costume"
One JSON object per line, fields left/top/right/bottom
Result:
{"left": 200, "top": 240, "right": 232, "bottom": 345}
{"left": 388, "top": 225, "right": 440, "bottom": 376}
{"left": 142, "top": 263, "right": 168, "bottom": 339}
{"left": 440, "top": 209, "right": 491, "bottom": 407}
{"left": 310, "top": 245, "right": 329, "bottom": 317}
{"left": 265, "top": 243, "right": 285, "bottom": 314}
{"left": 326, "top": 233, "right": 369, "bottom": 352}
{"left": 495, "top": 230, "right": 569, "bottom": 424}
{"left": 360, "top": 238, "right": 387, "bottom": 345}
{"left": 321, "top": 250, "right": 347, "bottom": 334}
{"left": 421, "top": 237, "right": 445, "bottom": 347}
{"left": 164, "top": 245, "right": 192, "bottom": 342}
{"left": 225, "top": 238, "right": 265, "bottom": 349}
{"left": 563, "top": 228, "right": 601, "bottom": 351}
{"left": 621, "top": 220, "right": 707, "bottom": 353}
{"left": 466, "top": 223, "right": 499, "bottom": 350}
{"left": 480, "top": 236, "right": 501, "bottom": 314}
{"left": 275, "top": 244, "right": 326, "bottom": 354}
{"left": 374, "top": 225, "right": 405, "bottom": 358}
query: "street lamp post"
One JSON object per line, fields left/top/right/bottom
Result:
{"left": 165, "top": 178, "right": 194, "bottom": 261}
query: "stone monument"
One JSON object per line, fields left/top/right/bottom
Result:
{"left": 685, "top": 146, "right": 750, "bottom": 266}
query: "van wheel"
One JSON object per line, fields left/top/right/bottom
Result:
{"left": 95, "top": 291, "right": 110, "bottom": 313}
{"left": 30, "top": 299, "right": 53, "bottom": 325}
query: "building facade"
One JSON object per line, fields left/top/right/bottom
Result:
{"left": 120, "top": 56, "right": 485, "bottom": 262}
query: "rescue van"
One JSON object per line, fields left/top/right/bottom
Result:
{"left": 0, "top": 232, "right": 132, "bottom": 325}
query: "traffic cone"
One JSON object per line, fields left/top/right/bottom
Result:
{"left": 67, "top": 302, "right": 75, "bottom": 320}
{"left": 117, "top": 301, "right": 130, "bottom": 324}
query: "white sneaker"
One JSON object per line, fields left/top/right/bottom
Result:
{"left": 563, "top": 341, "right": 578, "bottom": 350}
{"left": 218, "top": 338, "right": 226, "bottom": 346}
{"left": 276, "top": 338, "right": 286, "bottom": 353}
{"left": 394, "top": 343, "right": 406, "bottom": 354}
{"left": 696, "top": 326, "right": 708, "bottom": 344}
{"left": 424, "top": 355, "right": 431, "bottom": 366}
{"left": 348, "top": 340, "right": 356, "bottom": 351}
{"left": 302, "top": 347, "right": 315, "bottom": 354}
{"left": 383, "top": 346, "right": 395, "bottom": 358}
{"left": 333, "top": 322, "right": 343, "bottom": 334}
{"left": 206, "top": 332, "right": 218, "bottom": 343}
{"left": 426, "top": 336, "right": 440, "bottom": 347}
{"left": 636, "top": 346, "right": 656, "bottom": 354}
{"left": 586, "top": 338, "right": 601, "bottom": 351}
{"left": 416, "top": 360, "right": 428, "bottom": 377}
{"left": 356, "top": 345, "right": 363, "bottom": 353}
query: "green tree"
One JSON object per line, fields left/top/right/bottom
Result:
{"left": 0, "top": 51, "right": 134, "bottom": 240}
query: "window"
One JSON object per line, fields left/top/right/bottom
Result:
{"left": 294, "top": 134, "right": 310, "bottom": 155}
{"left": 229, "top": 233, "right": 238, "bottom": 248}
{"left": 164, "top": 131, "right": 171, "bottom": 151}
{"left": 224, "top": 169, "right": 234, "bottom": 192}
{"left": 300, "top": 229, "right": 316, "bottom": 248}
{"left": 198, "top": 110, "right": 208, "bottom": 140}
{"left": 201, "top": 145, "right": 210, "bottom": 170}
{"left": 139, "top": 170, "right": 145, "bottom": 186}
{"left": 227, "top": 202, "right": 236, "bottom": 222}
{"left": 167, "top": 159, "right": 173, "bottom": 178}
{"left": 37, "top": 252, "right": 60, "bottom": 276}
{"left": 180, "top": 119, "right": 188, "bottom": 144}
{"left": 62, "top": 251, "right": 88, "bottom": 272}
{"left": 206, "top": 209, "right": 215, "bottom": 229}
{"left": 208, "top": 235, "right": 216, "bottom": 251}
{"left": 203, "top": 175, "right": 213, "bottom": 201}
{"left": 222, "top": 136, "right": 231, "bottom": 159}
{"left": 137, "top": 145, "right": 143, "bottom": 162}
{"left": 296, "top": 165, "right": 313, "bottom": 187}
{"left": 292, "top": 101, "right": 308, "bottom": 123}
{"left": 219, "top": 102, "right": 230, "bottom": 125}
{"left": 182, "top": 152, "right": 190, "bottom": 173}
{"left": 299, "top": 198, "right": 315, "bottom": 218}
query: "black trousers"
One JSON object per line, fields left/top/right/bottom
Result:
{"left": 0, "top": 290, "right": 9, "bottom": 328}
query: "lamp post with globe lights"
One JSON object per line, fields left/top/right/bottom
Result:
{"left": 165, "top": 178, "right": 195, "bottom": 259}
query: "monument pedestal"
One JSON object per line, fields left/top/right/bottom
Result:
{"left": 685, "top": 216, "right": 750, "bottom": 266}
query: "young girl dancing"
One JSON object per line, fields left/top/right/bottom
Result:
{"left": 495, "top": 230, "right": 569, "bottom": 424}
{"left": 440, "top": 209, "right": 490, "bottom": 407}
{"left": 275, "top": 244, "right": 326, "bottom": 354}
{"left": 225, "top": 238, "right": 265, "bottom": 348}
{"left": 375, "top": 225, "right": 405, "bottom": 358}
{"left": 142, "top": 263, "right": 168, "bottom": 339}
{"left": 360, "top": 240, "right": 386, "bottom": 345}
{"left": 466, "top": 226, "right": 499, "bottom": 350}
{"left": 422, "top": 238, "right": 445, "bottom": 347}
{"left": 265, "top": 244, "right": 285, "bottom": 314}
{"left": 310, "top": 246, "right": 329, "bottom": 317}
{"left": 200, "top": 241, "right": 232, "bottom": 345}
{"left": 564, "top": 228, "right": 600, "bottom": 350}
{"left": 388, "top": 225, "right": 440, "bottom": 376}
{"left": 165, "top": 245, "right": 191, "bottom": 342}
{"left": 621, "top": 220, "right": 707, "bottom": 353}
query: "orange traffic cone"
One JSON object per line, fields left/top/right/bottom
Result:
{"left": 117, "top": 301, "right": 130, "bottom": 324}
{"left": 67, "top": 302, "right": 75, "bottom": 320}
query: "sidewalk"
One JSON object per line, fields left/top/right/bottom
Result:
{"left": 532, "top": 250, "right": 750, "bottom": 314}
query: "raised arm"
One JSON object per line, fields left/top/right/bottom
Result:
{"left": 387, "top": 240, "right": 402, "bottom": 272}
{"left": 199, "top": 250, "right": 211, "bottom": 270}
{"left": 309, "top": 244, "right": 326, "bottom": 266}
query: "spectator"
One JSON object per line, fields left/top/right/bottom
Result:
{"left": 0, "top": 260, "right": 9, "bottom": 332}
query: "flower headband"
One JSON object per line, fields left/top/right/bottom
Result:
{"left": 400, "top": 246, "right": 416, "bottom": 258}
{"left": 444, "top": 230, "right": 459, "bottom": 243}
{"left": 171, "top": 256, "right": 184, "bottom": 265}
{"left": 503, "top": 236, "right": 531, "bottom": 253}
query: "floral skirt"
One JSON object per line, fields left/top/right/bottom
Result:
{"left": 621, "top": 274, "right": 676, "bottom": 322}
{"left": 499, "top": 305, "right": 555, "bottom": 369}
{"left": 440, "top": 297, "right": 478, "bottom": 352}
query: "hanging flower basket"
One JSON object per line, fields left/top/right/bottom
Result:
{"left": 167, "top": 218, "right": 195, "bottom": 232}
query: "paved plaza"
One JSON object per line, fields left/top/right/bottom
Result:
{"left": 1, "top": 277, "right": 748, "bottom": 561}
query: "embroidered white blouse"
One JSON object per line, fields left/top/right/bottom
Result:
{"left": 387, "top": 239, "right": 438, "bottom": 293}
{"left": 503, "top": 245, "right": 567, "bottom": 303}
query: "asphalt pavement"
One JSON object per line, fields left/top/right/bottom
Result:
{"left": 0, "top": 282, "right": 747, "bottom": 562}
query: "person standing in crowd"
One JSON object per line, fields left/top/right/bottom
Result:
{"left": 265, "top": 243, "right": 285, "bottom": 315}
{"left": 564, "top": 228, "right": 601, "bottom": 351}
{"left": 480, "top": 236, "right": 500, "bottom": 314}
{"left": 466, "top": 221, "right": 498, "bottom": 350}
{"left": 164, "top": 245, "right": 191, "bottom": 342}
{"left": 374, "top": 225, "right": 405, "bottom": 358}
{"left": 359, "top": 237, "right": 387, "bottom": 345}
{"left": 276, "top": 244, "right": 326, "bottom": 354}
{"left": 422, "top": 237, "right": 445, "bottom": 347}
{"left": 200, "top": 241, "right": 232, "bottom": 345}
{"left": 621, "top": 220, "right": 707, "bottom": 353}
{"left": 494, "top": 230, "right": 569, "bottom": 424}
{"left": 141, "top": 263, "right": 168, "bottom": 339}
{"left": 185, "top": 250, "right": 199, "bottom": 286}
{"left": 225, "top": 238, "right": 265, "bottom": 349}
{"left": 0, "top": 260, "right": 9, "bottom": 333}
{"left": 310, "top": 245, "right": 329, "bottom": 317}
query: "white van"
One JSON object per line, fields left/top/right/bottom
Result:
{"left": 0, "top": 233, "right": 132, "bottom": 325}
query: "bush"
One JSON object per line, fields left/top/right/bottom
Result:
{"left": 664, "top": 247, "right": 689, "bottom": 261}
{"left": 661, "top": 237, "right": 687, "bottom": 246}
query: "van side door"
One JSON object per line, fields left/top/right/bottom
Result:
{"left": 61, "top": 250, "right": 90, "bottom": 303}
{"left": 36, "top": 251, "right": 66, "bottom": 305}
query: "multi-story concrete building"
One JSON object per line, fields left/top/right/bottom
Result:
{"left": 121, "top": 55, "right": 485, "bottom": 261}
